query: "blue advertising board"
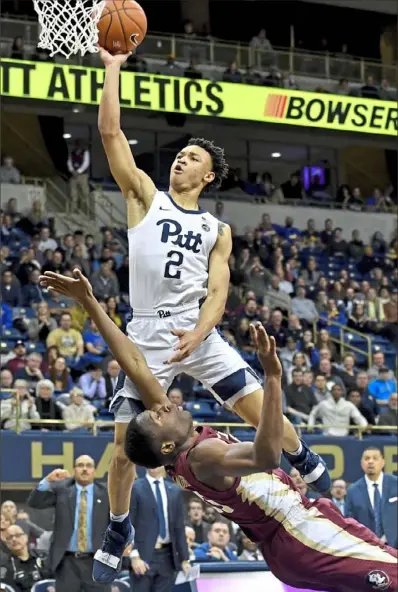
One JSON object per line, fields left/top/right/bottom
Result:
{"left": 1, "top": 431, "right": 397, "bottom": 489}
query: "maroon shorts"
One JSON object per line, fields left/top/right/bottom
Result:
{"left": 260, "top": 498, "right": 397, "bottom": 592}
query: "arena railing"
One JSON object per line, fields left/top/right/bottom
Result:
{"left": 2, "top": 413, "right": 396, "bottom": 439}
{"left": 0, "top": 16, "right": 396, "bottom": 85}
{"left": 311, "top": 318, "right": 373, "bottom": 367}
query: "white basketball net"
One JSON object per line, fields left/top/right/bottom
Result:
{"left": 33, "top": 0, "right": 106, "bottom": 58}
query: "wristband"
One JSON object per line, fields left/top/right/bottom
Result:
{"left": 130, "top": 550, "right": 140, "bottom": 559}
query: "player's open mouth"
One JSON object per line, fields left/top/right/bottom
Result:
{"left": 174, "top": 164, "right": 183, "bottom": 173}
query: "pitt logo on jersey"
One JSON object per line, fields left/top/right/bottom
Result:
{"left": 157, "top": 219, "right": 203, "bottom": 254}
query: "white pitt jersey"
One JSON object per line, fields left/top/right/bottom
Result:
{"left": 128, "top": 191, "right": 219, "bottom": 310}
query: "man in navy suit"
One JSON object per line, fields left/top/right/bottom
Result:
{"left": 346, "top": 446, "right": 398, "bottom": 548}
{"left": 129, "top": 467, "right": 190, "bottom": 591}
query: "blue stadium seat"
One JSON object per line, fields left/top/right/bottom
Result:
{"left": 215, "top": 408, "right": 244, "bottom": 423}
{"left": 13, "top": 307, "right": 35, "bottom": 319}
{"left": 231, "top": 428, "right": 255, "bottom": 442}
{"left": 1, "top": 328, "right": 23, "bottom": 341}
{"left": 185, "top": 401, "right": 216, "bottom": 419}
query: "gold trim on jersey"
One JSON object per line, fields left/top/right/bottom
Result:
{"left": 237, "top": 473, "right": 397, "bottom": 565}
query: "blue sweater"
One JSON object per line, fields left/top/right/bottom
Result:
{"left": 193, "top": 542, "right": 237, "bottom": 562}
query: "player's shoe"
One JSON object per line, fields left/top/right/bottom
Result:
{"left": 284, "top": 439, "right": 331, "bottom": 494}
{"left": 92, "top": 517, "right": 135, "bottom": 583}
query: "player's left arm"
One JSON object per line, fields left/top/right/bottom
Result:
{"left": 166, "top": 222, "right": 232, "bottom": 364}
{"left": 190, "top": 326, "right": 284, "bottom": 479}
{"left": 39, "top": 270, "right": 169, "bottom": 411}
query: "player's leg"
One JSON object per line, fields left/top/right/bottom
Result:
{"left": 93, "top": 393, "right": 141, "bottom": 583}
{"left": 233, "top": 389, "right": 331, "bottom": 492}
{"left": 183, "top": 330, "right": 331, "bottom": 493}
{"left": 94, "top": 348, "right": 175, "bottom": 583}
{"left": 262, "top": 497, "right": 397, "bottom": 592}
{"left": 233, "top": 388, "right": 301, "bottom": 451}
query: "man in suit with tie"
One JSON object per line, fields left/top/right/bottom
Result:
{"left": 346, "top": 446, "right": 398, "bottom": 548}
{"left": 129, "top": 467, "right": 190, "bottom": 592}
{"left": 28, "top": 455, "right": 110, "bottom": 591}
{"left": 330, "top": 479, "right": 347, "bottom": 516}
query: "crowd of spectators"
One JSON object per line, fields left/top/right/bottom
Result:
{"left": 4, "top": 21, "right": 397, "bottom": 102}
{"left": 222, "top": 169, "right": 398, "bottom": 207}
{"left": 1, "top": 192, "right": 397, "bottom": 592}
{"left": 1, "top": 194, "right": 397, "bottom": 439}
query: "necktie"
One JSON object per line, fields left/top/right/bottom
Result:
{"left": 154, "top": 480, "right": 166, "bottom": 539}
{"left": 77, "top": 488, "right": 88, "bottom": 551}
{"left": 373, "top": 484, "right": 384, "bottom": 538}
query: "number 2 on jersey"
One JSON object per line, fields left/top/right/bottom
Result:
{"left": 164, "top": 250, "right": 184, "bottom": 279}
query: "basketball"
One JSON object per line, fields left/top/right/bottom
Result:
{"left": 97, "top": 0, "right": 147, "bottom": 55}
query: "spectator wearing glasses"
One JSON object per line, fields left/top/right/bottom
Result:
{"left": 0, "top": 524, "right": 51, "bottom": 591}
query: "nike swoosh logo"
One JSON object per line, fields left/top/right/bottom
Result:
{"left": 159, "top": 207, "right": 171, "bottom": 211}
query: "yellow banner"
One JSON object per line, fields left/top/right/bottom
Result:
{"left": 1, "top": 59, "right": 397, "bottom": 136}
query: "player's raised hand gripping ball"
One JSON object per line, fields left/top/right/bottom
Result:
{"left": 97, "top": 0, "right": 147, "bottom": 54}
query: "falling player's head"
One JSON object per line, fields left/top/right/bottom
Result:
{"left": 124, "top": 403, "right": 194, "bottom": 468}
{"left": 170, "top": 138, "right": 228, "bottom": 194}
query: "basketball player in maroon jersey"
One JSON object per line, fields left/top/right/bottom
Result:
{"left": 123, "top": 326, "right": 397, "bottom": 592}
{"left": 39, "top": 271, "right": 397, "bottom": 591}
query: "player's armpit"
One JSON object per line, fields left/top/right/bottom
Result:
{"left": 101, "top": 130, "right": 156, "bottom": 204}
{"left": 190, "top": 438, "right": 278, "bottom": 481}
{"left": 194, "top": 224, "right": 232, "bottom": 338}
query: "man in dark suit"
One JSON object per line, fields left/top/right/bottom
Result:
{"left": 129, "top": 467, "right": 190, "bottom": 591}
{"left": 346, "top": 446, "right": 398, "bottom": 548}
{"left": 28, "top": 455, "right": 110, "bottom": 591}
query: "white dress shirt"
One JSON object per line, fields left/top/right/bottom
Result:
{"left": 365, "top": 473, "right": 384, "bottom": 508}
{"left": 146, "top": 475, "right": 170, "bottom": 544}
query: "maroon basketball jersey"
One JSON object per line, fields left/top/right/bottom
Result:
{"left": 167, "top": 425, "right": 313, "bottom": 543}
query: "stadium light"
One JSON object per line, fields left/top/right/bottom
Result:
{"left": 63, "top": 133, "right": 72, "bottom": 139}
{"left": 128, "top": 139, "right": 138, "bottom": 145}
{"left": 271, "top": 152, "right": 281, "bottom": 158}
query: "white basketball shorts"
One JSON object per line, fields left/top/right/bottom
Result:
{"left": 109, "top": 302, "right": 262, "bottom": 422}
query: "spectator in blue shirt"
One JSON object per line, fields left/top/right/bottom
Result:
{"left": 194, "top": 521, "right": 238, "bottom": 562}
{"left": 78, "top": 365, "right": 106, "bottom": 407}
{"left": 368, "top": 367, "right": 397, "bottom": 404}
{"left": 82, "top": 319, "right": 108, "bottom": 365}
{"left": 1, "top": 302, "right": 13, "bottom": 329}
{"left": 282, "top": 216, "right": 301, "bottom": 242}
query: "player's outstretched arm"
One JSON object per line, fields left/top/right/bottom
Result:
{"left": 39, "top": 270, "right": 169, "bottom": 410}
{"left": 98, "top": 49, "right": 156, "bottom": 217}
{"left": 191, "top": 325, "right": 284, "bottom": 479}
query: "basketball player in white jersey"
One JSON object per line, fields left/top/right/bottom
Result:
{"left": 93, "top": 48, "right": 331, "bottom": 583}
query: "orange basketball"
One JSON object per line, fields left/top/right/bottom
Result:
{"left": 97, "top": 0, "right": 147, "bottom": 54}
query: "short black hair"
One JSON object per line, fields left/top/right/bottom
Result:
{"left": 188, "top": 137, "right": 229, "bottom": 191}
{"left": 125, "top": 418, "right": 164, "bottom": 469}
{"left": 363, "top": 446, "right": 384, "bottom": 458}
